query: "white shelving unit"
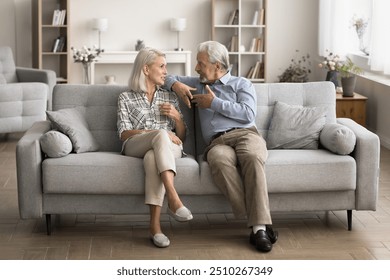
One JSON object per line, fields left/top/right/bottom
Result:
{"left": 211, "top": 0, "right": 267, "bottom": 82}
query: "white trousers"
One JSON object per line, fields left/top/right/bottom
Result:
{"left": 123, "top": 130, "right": 182, "bottom": 206}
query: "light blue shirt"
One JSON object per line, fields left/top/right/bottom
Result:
{"left": 165, "top": 72, "right": 257, "bottom": 144}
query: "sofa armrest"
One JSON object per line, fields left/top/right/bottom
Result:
{"left": 16, "top": 67, "right": 56, "bottom": 110}
{"left": 16, "top": 120, "right": 51, "bottom": 219}
{"left": 337, "top": 118, "right": 380, "bottom": 210}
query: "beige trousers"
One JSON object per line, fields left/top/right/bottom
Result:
{"left": 123, "top": 130, "right": 182, "bottom": 206}
{"left": 205, "top": 127, "right": 272, "bottom": 227}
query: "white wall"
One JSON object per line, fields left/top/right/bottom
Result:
{"left": 0, "top": 0, "right": 16, "bottom": 57}
{"left": 266, "top": 0, "right": 319, "bottom": 82}
{"left": 0, "top": 0, "right": 32, "bottom": 67}
{"left": 69, "top": 0, "right": 212, "bottom": 84}
{"left": 355, "top": 79, "right": 390, "bottom": 149}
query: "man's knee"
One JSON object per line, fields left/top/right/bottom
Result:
{"left": 207, "top": 145, "right": 237, "bottom": 166}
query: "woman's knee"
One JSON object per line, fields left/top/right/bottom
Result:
{"left": 151, "top": 130, "right": 170, "bottom": 145}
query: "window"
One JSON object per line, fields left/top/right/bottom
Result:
{"left": 319, "top": 0, "right": 390, "bottom": 75}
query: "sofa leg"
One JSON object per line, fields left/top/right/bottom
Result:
{"left": 347, "top": 210, "right": 352, "bottom": 231}
{"left": 46, "top": 214, "right": 52, "bottom": 235}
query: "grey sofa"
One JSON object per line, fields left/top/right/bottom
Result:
{"left": 0, "top": 46, "right": 56, "bottom": 134}
{"left": 16, "top": 81, "right": 380, "bottom": 235}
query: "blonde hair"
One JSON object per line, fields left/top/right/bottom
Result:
{"left": 128, "top": 47, "right": 166, "bottom": 93}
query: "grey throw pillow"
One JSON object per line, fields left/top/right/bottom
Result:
{"left": 320, "top": 123, "right": 356, "bottom": 155}
{"left": 267, "top": 101, "right": 327, "bottom": 149}
{"left": 40, "top": 130, "right": 72, "bottom": 158}
{"left": 46, "top": 107, "right": 99, "bottom": 153}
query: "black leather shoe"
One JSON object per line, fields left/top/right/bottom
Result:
{"left": 250, "top": 230, "right": 272, "bottom": 252}
{"left": 250, "top": 226, "right": 278, "bottom": 253}
{"left": 266, "top": 226, "right": 278, "bottom": 244}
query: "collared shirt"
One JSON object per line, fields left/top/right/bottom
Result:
{"left": 165, "top": 71, "right": 257, "bottom": 144}
{"left": 117, "top": 88, "right": 183, "bottom": 138}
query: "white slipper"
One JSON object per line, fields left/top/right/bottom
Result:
{"left": 168, "top": 206, "right": 193, "bottom": 222}
{"left": 151, "top": 233, "right": 170, "bottom": 248}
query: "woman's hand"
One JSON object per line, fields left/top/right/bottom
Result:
{"left": 168, "top": 131, "right": 182, "bottom": 145}
{"left": 160, "top": 103, "right": 181, "bottom": 122}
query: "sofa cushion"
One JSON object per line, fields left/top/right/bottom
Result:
{"left": 320, "top": 123, "right": 356, "bottom": 155}
{"left": 265, "top": 149, "right": 356, "bottom": 192}
{"left": 40, "top": 130, "right": 72, "bottom": 158}
{"left": 198, "top": 149, "right": 356, "bottom": 194}
{"left": 42, "top": 152, "right": 200, "bottom": 195}
{"left": 267, "top": 101, "right": 327, "bottom": 149}
{"left": 46, "top": 107, "right": 99, "bottom": 153}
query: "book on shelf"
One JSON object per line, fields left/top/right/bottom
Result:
{"left": 252, "top": 11, "right": 259, "bottom": 25}
{"left": 249, "top": 37, "right": 264, "bottom": 52}
{"left": 227, "top": 9, "right": 239, "bottom": 25}
{"left": 52, "top": 36, "right": 66, "bottom": 52}
{"left": 246, "top": 61, "right": 264, "bottom": 79}
{"left": 227, "top": 35, "right": 239, "bottom": 52}
{"left": 258, "top": 8, "right": 265, "bottom": 25}
{"left": 52, "top": 38, "right": 60, "bottom": 52}
{"left": 52, "top": 9, "right": 66, "bottom": 25}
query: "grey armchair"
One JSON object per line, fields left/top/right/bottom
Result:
{"left": 0, "top": 46, "right": 56, "bottom": 134}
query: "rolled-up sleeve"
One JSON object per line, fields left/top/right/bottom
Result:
{"left": 117, "top": 93, "right": 133, "bottom": 138}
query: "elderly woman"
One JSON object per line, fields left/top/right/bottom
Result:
{"left": 117, "top": 47, "right": 192, "bottom": 248}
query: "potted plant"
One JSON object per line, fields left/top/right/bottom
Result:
{"left": 278, "top": 50, "right": 311, "bottom": 83}
{"left": 318, "top": 50, "right": 343, "bottom": 88}
{"left": 339, "top": 57, "right": 363, "bottom": 97}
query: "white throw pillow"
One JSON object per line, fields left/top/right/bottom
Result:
{"left": 46, "top": 107, "right": 99, "bottom": 153}
{"left": 267, "top": 101, "right": 327, "bottom": 149}
{"left": 40, "top": 130, "right": 72, "bottom": 158}
{"left": 320, "top": 123, "right": 356, "bottom": 155}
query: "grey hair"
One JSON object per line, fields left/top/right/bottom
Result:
{"left": 197, "top": 41, "right": 230, "bottom": 71}
{"left": 128, "top": 47, "right": 166, "bottom": 93}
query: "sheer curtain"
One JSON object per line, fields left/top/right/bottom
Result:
{"left": 319, "top": 0, "right": 390, "bottom": 75}
{"left": 318, "top": 0, "right": 354, "bottom": 58}
{"left": 369, "top": 0, "right": 390, "bottom": 74}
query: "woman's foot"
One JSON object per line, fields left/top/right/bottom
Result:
{"left": 150, "top": 233, "right": 170, "bottom": 248}
{"left": 168, "top": 205, "right": 193, "bottom": 222}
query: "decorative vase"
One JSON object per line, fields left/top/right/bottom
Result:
{"left": 341, "top": 76, "right": 357, "bottom": 97}
{"left": 105, "top": 75, "right": 116, "bottom": 85}
{"left": 82, "top": 63, "right": 91, "bottom": 84}
{"left": 325, "top": 70, "right": 339, "bottom": 88}
{"left": 135, "top": 40, "right": 145, "bottom": 51}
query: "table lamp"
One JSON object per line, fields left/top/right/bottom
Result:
{"left": 93, "top": 18, "right": 108, "bottom": 50}
{"left": 170, "top": 18, "right": 186, "bottom": 51}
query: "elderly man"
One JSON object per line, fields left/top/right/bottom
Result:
{"left": 164, "top": 41, "right": 278, "bottom": 252}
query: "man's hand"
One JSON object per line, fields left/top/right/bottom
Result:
{"left": 191, "top": 85, "right": 215, "bottom": 109}
{"left": 172, "top": 81, "right": 197, "bottom": 108}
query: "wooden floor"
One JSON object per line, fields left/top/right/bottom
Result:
{"left": 1, "top": 133, "right": 390, "bottom": 260}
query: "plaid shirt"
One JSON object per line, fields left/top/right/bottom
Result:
{"left": 117, "top": 88, "right": 183, "bottom": 138}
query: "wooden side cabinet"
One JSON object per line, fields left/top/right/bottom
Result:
{"left": 336, "top": 92, "right": 367, "bottom": 127}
